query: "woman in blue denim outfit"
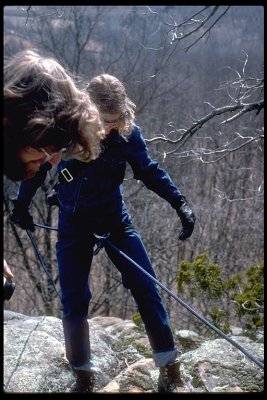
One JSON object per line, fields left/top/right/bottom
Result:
{"left": 11, "top": 74, "right": 196, "bottom": 393}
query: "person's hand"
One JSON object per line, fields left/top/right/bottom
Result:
{"left": 10, "top": 199, "right": 35, "bottom": 232}
{"left": 4, "top": 259, "right": 14, "bottom": 280}
{"left": 176, "top": 203, "right": 196, "bottom": 240}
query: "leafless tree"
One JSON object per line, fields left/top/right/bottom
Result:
{"left": 146, "top": 51, "right": 264, "bottom": 162}
{"left": 145, "top": 6, "right": 231, "bottom": 54}
{"left": 4, "top": 6, "right": 264, "bottom": 334}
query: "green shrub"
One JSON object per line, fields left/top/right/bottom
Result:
{"left": 176, "top": 253, "right": 264, "bottom": 336}
{"left": 133, "top": 312, "right": 143, "bottom": 329}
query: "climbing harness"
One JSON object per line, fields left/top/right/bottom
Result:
{"left": 31, "top": 224, "right": 264, "bottom": 370}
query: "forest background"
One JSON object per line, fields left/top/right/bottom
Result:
{"left": 3, "top": 5, "right": 264, "bottom": 337}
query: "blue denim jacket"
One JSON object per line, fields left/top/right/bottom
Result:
{"left": 17, "top": 125, "right": 184, "bottom": 214}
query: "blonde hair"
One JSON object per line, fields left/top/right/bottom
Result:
{"left": 4, "top": 49, "right": 105, "bottom": 162}
{"left": 87, "top": 74, "right": 136, "bottom": 136}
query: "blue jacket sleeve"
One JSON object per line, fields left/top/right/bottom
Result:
{"left": 126, "top": 127, "right": 187, "bottom": 209}
{"left": 16, "top": 162, "right": 52, "bottom": 206}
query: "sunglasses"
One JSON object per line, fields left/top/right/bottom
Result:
{"left": 102, "top": 115, "right": 124, "bottom": 125}
{"left": 39, "top": 147, "right": 66, "bottom": 162}
{"left": 38, "top": 139, "right": 73, "bottom": 162}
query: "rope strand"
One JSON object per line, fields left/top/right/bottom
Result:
{"left": 32, "top": 224, "right": 264, "bottom": 370}
{"left": 26, "top": 229, "right": 61, "bottom": 299}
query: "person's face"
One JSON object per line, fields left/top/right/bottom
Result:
{"left": 101, "top": 113, "right": 124, "bottom": 135}
{"left": 15, "top": 146, "right": 62, "bottom": 181}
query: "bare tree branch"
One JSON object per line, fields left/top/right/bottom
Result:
{"left": 145, "top": 52, "right": 264, "bottom": 164}
{"left": 145, "top": 6, "right": 231, "bottom": 53}
{"left": 145, "top": 101, "right": 263, "bottom": 145}
{"left": 20, "top": 5, "right": 65, "bottom": 26}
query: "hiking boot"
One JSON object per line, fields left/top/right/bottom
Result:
{"left": 70, "top": 370, "right": 95, "bottom": 393}
{"left": 157, "top": 359, "right": 183, "bottom": 393}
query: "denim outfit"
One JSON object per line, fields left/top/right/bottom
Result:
{"left": 17, "top": 125, "right": 187, "bottom": 370}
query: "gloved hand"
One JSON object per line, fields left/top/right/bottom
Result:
{"left": 10, "top": 199, "right": 35, "bottom": 232}
{"left": 176, "top": 202, "right": 196, "bottom": 241}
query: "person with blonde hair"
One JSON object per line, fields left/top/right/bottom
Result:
{"left": 4, "top": 49, "right": 104, "bottom": 182}
{"left": 11, "top": 73, "right": 196, "bottom": 393}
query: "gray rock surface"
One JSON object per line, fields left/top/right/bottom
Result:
{"left": 4, "top": 310, "right": 264, "bottom": 393}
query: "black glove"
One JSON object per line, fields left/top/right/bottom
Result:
{"left": 176, "top": 202, "right": 196, "bottom": 241}
{"left": 10, "top": 199, "right": 35, "bottom": 232}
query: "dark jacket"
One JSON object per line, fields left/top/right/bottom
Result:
{"left": 17, "top": 125, "right": 185, "bottom": 214}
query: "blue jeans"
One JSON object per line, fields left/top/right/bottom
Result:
{"left": 56, "top": 205, "right": 177, "bottom": 369}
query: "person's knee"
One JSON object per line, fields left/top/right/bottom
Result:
{"left": 61, "top": 289, "right": 92, "bottom": 318}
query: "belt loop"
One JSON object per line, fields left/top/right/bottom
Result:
{"left": 61, "top": 168, "right": 73, "bottom": 182}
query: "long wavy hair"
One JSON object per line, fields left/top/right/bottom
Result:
{"left": 4, "top": 49, "right": 105, "bottom": 164}
{"left": 87, "top": 74, "right": 136, "bottom": 137}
